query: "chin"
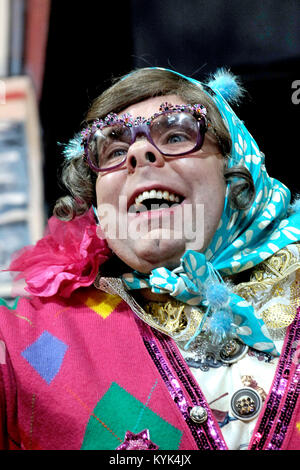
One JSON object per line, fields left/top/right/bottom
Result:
{"left": 129, "top": 236, "right": 186, "bottom": 272}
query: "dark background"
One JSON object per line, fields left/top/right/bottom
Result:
{"left": 40, "top": 0, "right": 300, "bottom": 216}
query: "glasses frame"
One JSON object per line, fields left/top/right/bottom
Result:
{"left": 82, "top": 104, "right": 208, "bottom": 172}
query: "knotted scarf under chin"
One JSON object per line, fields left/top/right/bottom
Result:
{"left": 122, "top": 250, "right": 278, "bottom": 356}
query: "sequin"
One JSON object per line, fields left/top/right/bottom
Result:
{"left": 249, "top": 307, "right": 300, "bottom": 449}
{"left": 135, "top": 317, "right": 227, "bottom": 450}
{"left": 116, "top": 429, "right": 159, "bottom": 450}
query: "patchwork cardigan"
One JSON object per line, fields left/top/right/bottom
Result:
{"left": 0, "top": 285, "right": 300, "bottom": 451}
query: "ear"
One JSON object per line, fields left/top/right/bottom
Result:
{"left": 206, "top": 68, "right": 245, "bottom": 105}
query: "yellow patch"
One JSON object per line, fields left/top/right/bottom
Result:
{"left": 297, "top": 422, "right": 300, "bottom": 433}
{"left": 81, "top": 288, "right": 122, "bottom": 319}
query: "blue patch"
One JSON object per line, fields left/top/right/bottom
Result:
{"left": 21, "top": 331, "right": 68, "bottom": 384}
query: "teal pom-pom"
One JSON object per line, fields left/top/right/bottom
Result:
{"left": 206, "top": 68, "right": 245, "bottom": 104}
{"left": 209, "top": 309, "right": 233, "bottom": 333}
{"left": 208, "top": 308, "right": 234, "bottom": 345}
{"left": 59, "top": 133, "right": 83, "bottom": 160}
{"left": 205, "top": 283, "right": 229, "bottom": 308}
{"left": 289, "top": 195, "right": 300, "bottom": 214}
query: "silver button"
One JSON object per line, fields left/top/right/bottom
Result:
{"left": 230, "top": 387, "right": 262, "bottom": 422}
{"left": 190, "top": 405, "right": 208, "bottom": 424}
{"left": 220, "top": 339, "right": 249, "bottom": 364}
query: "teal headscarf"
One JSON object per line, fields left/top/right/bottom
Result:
{"left": 147, "top": 68, "right": 300, "bottom": 271}
{"left": 120, "top": 68, "right": 300, "bottom": 355}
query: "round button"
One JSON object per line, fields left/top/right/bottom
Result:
{"left": 230, "top": 387, "right": 262, "bottom": 422}
{"left": 189, "top": 405, "right": 208, "bottom": 424}
{"left": 220, "top": 339, "right": 248, "bottom": 364}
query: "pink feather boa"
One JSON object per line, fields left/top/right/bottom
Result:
{"left": 8, "top": 209, "right": 112, "bottom": 298}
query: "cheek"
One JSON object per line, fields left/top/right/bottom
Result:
{"left": 188, "top": 157, "right": 226, "bottom": 224}
{"left": 96, "top": 173, "right": 122, "bottom": 205}
{"left": 204, "top": 158, "right": 225, "bottom": 196}
{"left": 203, "top": 158, "right": 226, "bottom": 207}
{"left": 180, "top": 154, "right": 225, "bottom": 194}
{"left": 96, "top": 176, "right": 105, "bottom": 205}
{"left": 95, "top": 174, "right": 128, "bottom": 242}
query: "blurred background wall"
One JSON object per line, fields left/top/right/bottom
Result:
{"left": 39, "top": 0, "right": 300, "bottom": 213}
{"left": 2, "top": 0, "right": 300, "bottom": 213}
{"left": 0, "top": 0, "right": 300, "bottom": 297}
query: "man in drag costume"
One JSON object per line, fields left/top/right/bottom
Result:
{"left": 1, "top": 67, "right": 300, "bottom": 450}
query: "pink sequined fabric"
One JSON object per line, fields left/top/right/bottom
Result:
{"left": 116, "top": 430, "right": 159, "bottom": 450}
{"left": 135, "top": 317, "right": 228, "bottom": 450}
{"left": 249, "top": 307, "right": 300, "bottom": 450}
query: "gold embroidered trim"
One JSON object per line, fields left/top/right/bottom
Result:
{"left": 233, "top": 243, "right": 300, "bottom": 333}
{"left": 94, "top": 276, "right": 204, "bottom": 341}
{"left": 144, "top": 300, "right": 187, "bottom": 335}
{"left": 143, "top": 300, "right": 205, "bottom": 341}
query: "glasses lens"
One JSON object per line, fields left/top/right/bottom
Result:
{"left": 88, "top": 125, "right": 131, "bottom": 170}
{"left": 150, "top": 112, "right": 199, "bottom": 155}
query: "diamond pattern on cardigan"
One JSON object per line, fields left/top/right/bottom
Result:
{"left": 21, "top": 331, "right": 68, "bottom": 384}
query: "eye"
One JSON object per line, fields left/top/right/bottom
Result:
{"left": 167, "top": 133, "right": 188, "bottom": 144}
{"left": 164, "top": 129, "right": 192, "bottom": 145}
{"left": 110, "top": 148, "right": 127, "bottom": 158}
{"left": 101, "top": 145, "right": 128, "bottom": 167}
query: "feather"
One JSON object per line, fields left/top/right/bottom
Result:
{"left": 206, "top": 68, "right": 245, "bottom": 105}
{"left": 58, "top": 133, "right": 83, "bottom": 160}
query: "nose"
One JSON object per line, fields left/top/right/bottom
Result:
{"left": 126, "top": 138, "right": 165, "bottom": 172}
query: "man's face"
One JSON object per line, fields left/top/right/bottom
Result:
{"left": 96, "top": 95, "right": 226, "bottom": 273}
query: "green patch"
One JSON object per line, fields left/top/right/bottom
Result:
{"left": 81, "top": 382, "right": 182, "bottom": 450}
{"left": 0, "top": 297, "right": 20, "bottom": 310}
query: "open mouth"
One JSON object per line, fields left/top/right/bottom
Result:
{"left": 128, "top": 189, "right": 185, "bottom": 213}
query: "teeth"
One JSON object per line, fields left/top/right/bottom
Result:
{"left": 135, "top": 189, "right": 181, "bottom": 205}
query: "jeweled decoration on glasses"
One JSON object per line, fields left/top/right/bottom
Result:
{"left": 81, "top": 102, "right": 208, "bottom": 172}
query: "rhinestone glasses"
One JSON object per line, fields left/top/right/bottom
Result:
{"left": 81, "top": 102, "right": 208, "bottom": 172}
